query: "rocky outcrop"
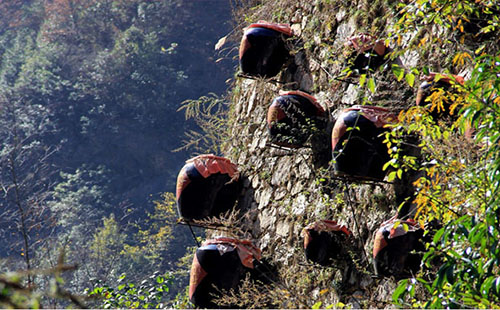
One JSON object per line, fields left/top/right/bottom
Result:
{"left": 211, "top": 0, "right": 432, "bottom": 307}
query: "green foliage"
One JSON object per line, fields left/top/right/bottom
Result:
{"left": 0, "top": 272, "right": 42, "bottom": 309}
{"left": 86, "top": 272, "right": 175, "bottom": 309}
{"left": 269, "top": 114, "right": 322, "bottom": 147}
{"left": 45, "top": 189, "right": 183, "bottom": 299}
{"left": 386, "top": 1, "right": 500, "bottom": 308}
{"left": 50, "top": 165, "right": 112, "bottom": 227}
{"left": 81, "top": 193, "right": 190, "bottom": 308}
{"left": 0, "top": 259, "right": 85, "bottom": 309}
{"left": 394, "top": 212, "right": 500, "bottom": 308}
{"left": 88, "top": 215, "right": 128, "bottom": 279}
{"left": 0, "top": 44, "right": 57, "bottom": 275}
{"left": 121, "top": 192, "right": 178, "bottom": 264}
{"left": 312, "top": 300, "right": 346, "bottom": 309}
{"left": 175, "top": 93, "right": 231, "bottom": 154}
{"left": 41, "top": 166, "right": 117, "bottom": 292}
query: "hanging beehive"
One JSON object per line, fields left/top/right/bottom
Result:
{"left": 416, "top": 73, "right": 465, "bottom": 120}
{"left": 239, "top": 21, "right": 293, "bottom": 78}
{"left": 302, "top": 220, "right": 352, "bottom": 266}
{"left": 189, "top": 237, "right": 261, "bottom": 308}
{"left": 176, "top": 154, "right": 240, "bottom": 221}
{"left": 267, "top": 90, "right": 326, "bottom": 148}
{"left": 345, "top": 33, "right": 388, "bottom": 74}
{"left": 373, "top": 217, "right": 424, "bottom": 278}
{"left": 331, "top": 106, "right": 397, "bottom": 180}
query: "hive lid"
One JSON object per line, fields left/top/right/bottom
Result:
{"left": 372, "top": 216, "right": 423, "bottom": 258}
{"left": 203, "top": 237, "right": 262, "bottom": 269}
{"left": 246, "top": 20, "right": 293, "bottom": 36}
{"left": 303, "top": 220, "right": 351, "bottom": 235}
{"left": 302, "top": 220, "right": 351, "bottom": 249}
{"left": 345, "top": 33, "right": 386, "bottom": 56}
{"left": 421, "top": 72, "right": 465, "bottom": 85}
{"left": 185, "top": 154, "right": 239, "bottom": 179}
{"left": 279, "top": 90, "right": 325, "bottom": 113}
{"left": 345, "top": 105, "right": 397, "bottom": 128}
{"left": 331, "top": 105, "right": 397, "bottom": 150}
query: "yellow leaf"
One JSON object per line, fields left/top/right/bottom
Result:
{"left": 393, "top": 220, "right": 401, "bottom": 229}
{"left": 452, "top": 52, "right": 470, "bottom": 66}
{"left": 419, "top": 37, "right": 427, "bottom": 47}
{"left": 359, "top": 74, "right": 367, "bottom": 87}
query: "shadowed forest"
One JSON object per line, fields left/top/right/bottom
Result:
{"left": 0, "top": 0, "right": 235, "bottom": 307}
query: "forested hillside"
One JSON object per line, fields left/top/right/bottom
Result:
{"left": 0, "top": 0, "right": 234, "bottom": 307}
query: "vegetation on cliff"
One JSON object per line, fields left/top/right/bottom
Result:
{"left": 199, "top": 0, "right": 500, "bottom": 308}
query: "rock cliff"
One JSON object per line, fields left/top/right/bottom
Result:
{"left": 208, "top": 0, "right": 464, "bottom": 307}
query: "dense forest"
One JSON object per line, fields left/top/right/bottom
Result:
{"left": 0, "top": 0, "right": 235, "bottom": 307}
{"left": 2, "top": 0, "right": 500, "bottom": 309}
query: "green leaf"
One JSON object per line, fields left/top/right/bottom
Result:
{"left": 433, "top": 227, "right": 445, "bottom": 244}
{"left": 392, "top": 279, "right": 408, "bottom": 304}
{"left": 481, "top": 276, "right": 495, "bottom": 297}
{"left": 475, "top": 44, "right": 486, "bottom": 55}
{"left": 405, "top": 73, "right": 416, "bottom": 87}
{"left": 495, "top": 277, "right": 500, "bottom": 295}
{"left": 359, "top": 74, "right": 367, "bottom": 87}
{"left": 367, "top": 77, "right": 376, "bottom": 93}
{"left": 383, "top": 158, "right": 396, "bottom": 171}
{"left": 392, "top": 64, "right": 405, "bottom": 81}
{"left": 443, "top": 130, "right": 450, "bottom": 140}
{"left": 387, "top": 171, "right": 397, "bottom": 182}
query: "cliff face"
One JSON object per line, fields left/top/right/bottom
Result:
{"left": 213, "top": 0, "right": 438, "bottom": 307}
